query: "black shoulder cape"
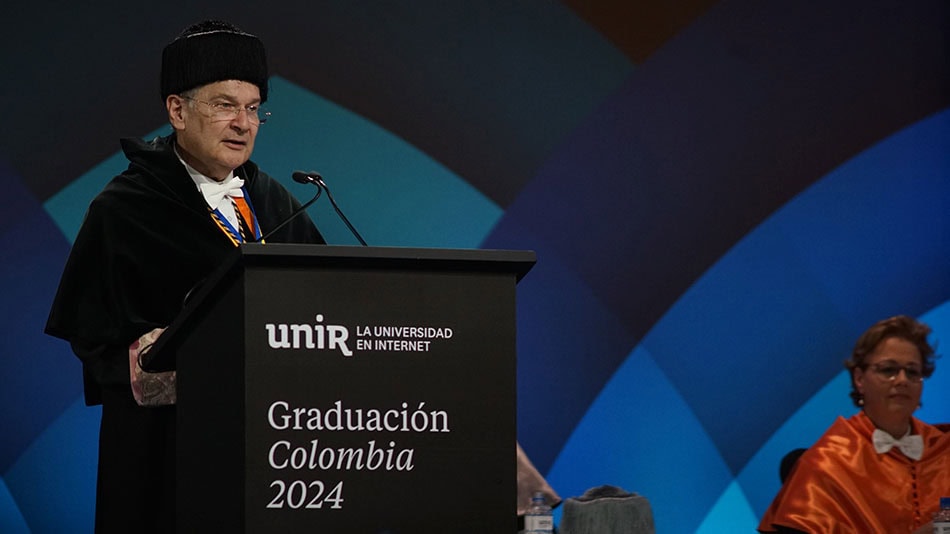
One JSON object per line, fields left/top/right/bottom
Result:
{"left": 45, "top": 134, "right": 324, "bottom": 401}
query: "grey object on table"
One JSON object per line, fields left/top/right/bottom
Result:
{"left": 559, "top": 485, "right": 655, "bottom": 534}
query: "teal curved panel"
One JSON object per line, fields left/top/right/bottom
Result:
{"left": 249, "top": 77, "right": 503, "bottom": 248}
{"left": 45, "top": 76, "right": 503, "bottom": 249}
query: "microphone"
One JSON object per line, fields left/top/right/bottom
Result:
{"left": 293, "top": 170, "right": 368, "bottom": 246}
{"left": 292, "top": 170, "right": 318, "bottom": 185}
{"left": 255, "top": 172, "right": 323, "bottom": 242}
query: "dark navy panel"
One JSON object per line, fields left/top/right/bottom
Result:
{"left": 485, "top": 215, "right": 633, "bottom": 469}
{"left": 0, "top": 164, "right": 82, "bottom": 472}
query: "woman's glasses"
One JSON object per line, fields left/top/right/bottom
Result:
{"left": 866, "top": 362, "right": 924, "bottom": 383}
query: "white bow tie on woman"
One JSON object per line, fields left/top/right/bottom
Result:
{"left": 872, "top": 429, "right": 923, "bottom": 460}
{"left": 198, "top": 176, "right": 245, "bottom": 210}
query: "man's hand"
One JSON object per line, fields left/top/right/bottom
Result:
{"left": 128, "top": 327, "right": 176, "bottom": 406}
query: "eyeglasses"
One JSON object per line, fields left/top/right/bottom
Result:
{"left": 866, "top": 362, "right": 924, "bottom": 383}
{"left": 182, "top": 97, "right": 270, "bottom": 124}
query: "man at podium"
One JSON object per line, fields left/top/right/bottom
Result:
{"left": 45, "top": 20, "right": 324, "bottom": 532}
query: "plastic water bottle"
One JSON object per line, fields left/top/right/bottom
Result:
{"left": 934, "top": 497, "right": 950, "bottom": 534}
{"left": 525, "top": 491, "right": 553, "bottom": 534}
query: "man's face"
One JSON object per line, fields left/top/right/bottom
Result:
{"left": 167, "top": 79, "right": 262, "bottom": 181}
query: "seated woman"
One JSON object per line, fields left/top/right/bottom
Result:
{"left": 758, "top": 315, "right": 950, "bottom": 533}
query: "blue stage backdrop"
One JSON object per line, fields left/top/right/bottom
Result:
{"left": 2, "top": 2, "right": 948, "bottom": 532}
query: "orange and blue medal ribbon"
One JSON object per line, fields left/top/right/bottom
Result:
{"left": 209, "top": 186, "right": 263, "bottom": 246}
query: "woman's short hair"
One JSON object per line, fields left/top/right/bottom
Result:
{"left": 844, "top": 315, "right": 937, "bottom": 407}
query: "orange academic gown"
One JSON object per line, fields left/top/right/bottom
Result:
{"left": 758, "top": 411, "right": 950, "bottom": 533}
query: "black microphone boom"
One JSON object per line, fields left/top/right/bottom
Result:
{"left": 255, "top": 173, "right": 322, "bottom": 242}
{"left": 292, "top": 170, "right": 368, "bottom": 246}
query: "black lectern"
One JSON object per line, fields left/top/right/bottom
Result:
{"left": 142, "top": 243, "right": 535, "bottom": 533}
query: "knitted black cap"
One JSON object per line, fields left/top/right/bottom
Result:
{"left": 161, "top": 20, "right": 269, "bottom": 102}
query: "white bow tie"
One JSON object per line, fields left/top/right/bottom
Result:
{"left": 872, "top": 429, "right": 924, "bottom": 460}
{"left": 198, "top": 176, "right": 245, "bottom": 210}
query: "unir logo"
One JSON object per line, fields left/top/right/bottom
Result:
{"left": 264, "top": 314, "right": 353, "bottom": 356}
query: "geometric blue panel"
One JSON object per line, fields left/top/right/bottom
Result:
{"left": 643, "top": 222, "right": 856, "bottom": 472}
{"left": 913, "top": 300, "right": 950, "bottom": 424}
{"left": 695, "top": 480, "right": 759, "bottom": 534}
{"left": 738, "top": 370, "right": 856, "bottom": 517}
{"left": 547, "top": 346, "right": 735, "bottom": 533}
{"left": 547, "top": 107, "right": 950, "bottom": 531}
{"left": 484, "top": 214, "right": 635, "bottom": 474}
{"left": 645, "top": 107, "right": 950, "bottom": 474}
{"left": 4, "top": 398, "right": 99, "bottom": 534}
{"left": 0, "top": 478, "right": 29, "bottom": 534}
{"left": 0, "top": 164, "right": 83, "bottom": 473}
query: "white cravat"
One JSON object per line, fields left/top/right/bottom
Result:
{"left": 198, "top": 176, "right": 245, "bottom": 211}
{"left": 872, "top": 428, "right": 924, "bottom": 460}
{"left": 174, "top": 145, "right": 244, "bottom": 229}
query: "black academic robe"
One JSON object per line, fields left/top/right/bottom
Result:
{"left": 46, "top": 133, "right": 324, "bottom": 404}
{"left": 44, "top": 134, "right": 324, "bottom": 533}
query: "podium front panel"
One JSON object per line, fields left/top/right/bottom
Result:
{"left": 241, "top": 265, "right": 517, "bottom": 532}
